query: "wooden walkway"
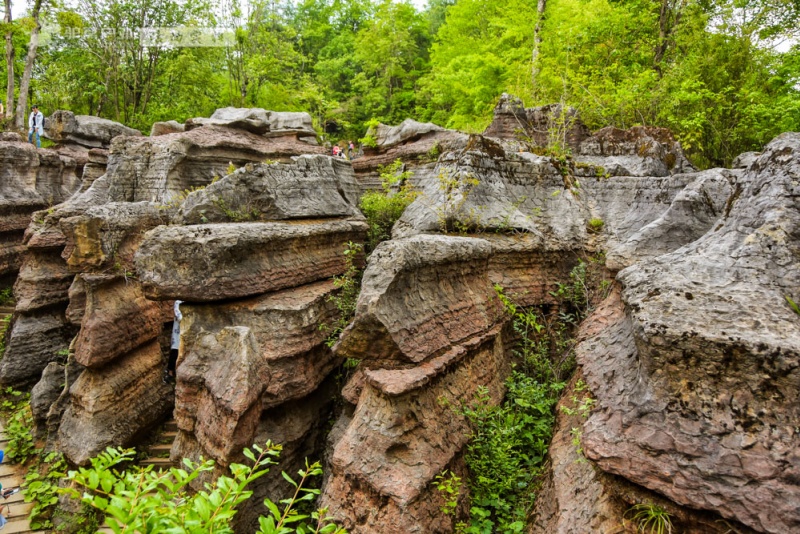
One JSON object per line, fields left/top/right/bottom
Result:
{"left": 0, "top": 423, "right": 46, "bottom": 534}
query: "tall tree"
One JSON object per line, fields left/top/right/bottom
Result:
{"left": 16, "top": 0, "right": 46, "bottom": 129}
{"left": 3, "top": 0, "right": 13, "bottom": 121}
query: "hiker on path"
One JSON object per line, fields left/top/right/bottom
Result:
{"left": 28, "top": 105, "right": 44, "bottom": 148}
{"left": 164, "top": 300, "right": 182, "bottom": 384}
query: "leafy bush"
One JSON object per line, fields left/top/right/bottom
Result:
{"left": 0, "top": 287, "right": 14, "bottom": 306}
{"left": 322, "top": 242, "right": 364, "bottom": 347}
{"left": 460, "top": 375, "right": 562, "bottom": 533}
{"left": 64, "top": 443, "right": 346, "bottom": 534}
{"left": 359, "top": 160, "right": 418, "bottom": 252}
{"left": 24, "top": 451, "right": 68, "bottom": 530}
{"left": 2, "top": 391, "right": 36, "bottom": 464}
{"left": 0, "top": 315, "right": 10, "bottom": 359}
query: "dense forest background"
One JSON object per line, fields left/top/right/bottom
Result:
{"left": 1, "top": 0, "right": 799, "bottom": 167}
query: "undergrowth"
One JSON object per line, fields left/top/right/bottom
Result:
{"left": 454, "top": 256, "right": 610, "bottom": 532}
{"left": 321, "top": 242, "right": 364, "bottom": 348}
{"left": 359, "top": 159, "right": 418, "bottom": 252}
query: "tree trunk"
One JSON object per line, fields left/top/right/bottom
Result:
{"left": 16, "top": 0, "right": 44, "bottom": 130}
{"left": 3, "top": 0, "right": 14, "bottom": 122}
{"left": 531, "top": 0, "right": 546, "bottom": 88}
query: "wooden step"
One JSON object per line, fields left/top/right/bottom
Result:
{"left": 148, "top": 442, "right": 172, "bottom": 453}
{"left": 140, "top": 457, "right": 174, "bottom": 467}
{"left": 163, "top": 420, "right": 178, "bottom": 432}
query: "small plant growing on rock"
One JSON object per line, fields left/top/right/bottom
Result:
{"left": 625, "top": 503, "right": 673, "bottom": 534}
{"left": 786, "top": 296, "right": 800, "bottom": 317}
{"left": 433, "top": 470, "right": 462, "bottom": 517}
{"left": 587, "top": 217, "right": 604, "bottom": 233}
{"left": 359, "top": 160, "right": 418, "bottom": 252}
{"left": 322, "top": 242, "right": 364, "bottom": 347}
{"left": 434, "top": 168, "right": 480, "bottom": 233}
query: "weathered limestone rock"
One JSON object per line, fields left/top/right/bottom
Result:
{"left": 0, "top": 311, "right": 77, "bottom": 386}
{"left": 483, "top": 93, "right": 591, "bottom": 150}
{"left": 58, "top": 340, "right": 173, "bottom": 465}
{"left": 74, "top": 275, "right": 173, "bottom": 368}
{"left": 336, "top": 235, "right": 505, "bottom": 364}
{"left": 45, "top": 110, "right": 142, "bottom": 148}
{"left": 13, "top": 249, "right": 74, "bottom": 312}
{"left": 373, "top": 118, "right": 446, "bottom": 148}
{"left": 186, "top": 107, "right": 270, "bottom": 135}
{"left": 135, "top": 219, "right": 367, "bottom": 301}
{"left": 321, "top": 325, "right": 511, "bottom": 533}
{"left": 579, "top": 134, "right": 800, "bottom": 534}
{"left": 605, "top": 168, "right": 739, "bottom": 269}
{"left": 575, "top": 125, "right": 695, "bottom": 176}
{"left": 150, "top": 120, "right": 185, "bottom": 137}
{"left": 30, "top": 358, "right": 85, "bottom": 436}
{"left": 102, "top": 125, "right": 325, "bottom": 203}
{"left": 59, "top": 202, "right": 170, "bottom": 273}
{"left": 172, "top": 281, "right": 341, "bottom": 464}
{"left": 265, "top": 111, "right": 316, "bottom": 138}
{"left": 178, "top": 156, "right": 363, "bottom": 224}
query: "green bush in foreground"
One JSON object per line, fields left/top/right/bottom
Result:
{"left": 359, "top": 159, "right": 419, "bottom": 252}
{"left": 64, "top": 443, "right": 345, "bottom": 534}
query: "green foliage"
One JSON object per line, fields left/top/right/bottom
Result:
{"left": 625, "top": 503, "right": 674, "bottom": 534}
{"left": 786, "top": 296, "right": 800, "bottom": 317}
{"left": 359, "top": 159, "right": 418, "bottom": 251}
{"left": 0, "top": 315, "right": 10, "bottom": 359}
{"left": 434, "top": 470, "right": 462, "bottom": 517}
{"left": 434, "top": 169, "right": 481, "bottom": 233}
{"left": 322, "top": 242, "right": 364, "bottom": 347}
{"left": 24, "top": 451, "right": 68, "bottom": 530}
{"left": 64, "top": 443, "right": 345, "bottom": 534}
{"left": 587, "top": 217, "right": 604, "bottom": 233}
{"left": 0, "top": 287, "right": 14, "bottom": 306}
{"left": 2, "top": 391, "right": 36, "bottom": 464}
{"left": 460, "top": 375, "right": 561, "bottom": 533}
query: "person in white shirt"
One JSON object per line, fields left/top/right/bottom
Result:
{"left": 28, "top": 105, "right": 44, "bottom": 148}
{"left": 164, "top": 300, "right": 182, "bottom": 384}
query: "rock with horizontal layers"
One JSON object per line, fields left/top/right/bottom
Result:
{"left": 579, "top": 134, "right": 800, "bottom": 534}
{"left": 0, "top": 311, "right": 77, "bottom": 386}
{"left": 605, "top": 167, "right": 739, "bottom": 270}
{"left": 59, "top": 201, "right": 170, "bottom": 273}
{"left": 30, "top": 358, "right": 85, "bottom": 435}
{"left": 186, "top": 107, "right": 270, "bottom": 135}
{"left": 149, "top": 120, "right": 184, "bottom": 137}
{"left": 335, "top": 235, "right": 505, "bottom": 364}
{"left": 58, "top": 340, "right": 173, "bottom": 465}
{"left": 102, "top": 125, "right": 325, "bottom": 204}
{"left": 178, "top": 156, "right": 362, "bottom": 225}
{"left": 135, "top": 219, "right": 367, "bottom": 301}
{"left": 266, "top": 111, "right": 316, "bottom": 137}
{"left": 321, "top": 324, "right": 511, "bottom": 533}
{"left": 373, "top": 118, "right": 446, "bottom": 148}
{"left": 12, "top": 249, "right": 74, "bottom": 312}
{"left": 45, "top": 110, "right": 142, "bottom": 148}
{"left": 173, "top": 281, "right": 341, "bottom": 464}
{"left": 74, "top": 275, "right": 173, "bottom": 368}
{"left": 482, "top": 93, "right": 591, "bottom": 151}
{"left": 576, "top": 125, "right": 695, "bottom": 176}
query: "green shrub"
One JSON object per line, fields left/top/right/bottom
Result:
{"left": 64, "top": 443, "right": 346, "bottom": 534}
{"left": 24, "top": 451, "right": 68, "bottom": 530}
{"left": 359, "top": 160, "right": 418, "bottom": 251}
{"left": 587, "top": 217, "right": 604, "bottom": 233}
{"left": 322, "top": 242, "right": 364, "bottom": 347}
{"left": 0, "top": 315, "right": 10, "bottom": 359}
{"left": 0, "top": 287, "right": 13, "bottom": 306}
{"left": 3, "top": 391, "right": 36, "bottom": 464}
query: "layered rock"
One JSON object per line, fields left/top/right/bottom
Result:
{"left": 578, "top": 134, "right": 800, "bottom": 533}
{"left": 136, "top": 219, "right": 367, "bottom": 302}
{"left": 46, "top": 110, "right": 142, "bottom": 148}
{"left": 58, "top": 340, "right": 174, "bottom": 465}
{"left": 321, "top": 235, "right": 513, "bottom": 533}
{"left": 172, "top": 280, "right": 341, "bottom": 465}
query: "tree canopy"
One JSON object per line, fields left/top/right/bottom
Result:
{"left": 1, "top": 0, "right": 798, "bottom": 167}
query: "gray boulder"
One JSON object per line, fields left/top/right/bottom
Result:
{"left": 46, "top": 110, "right": 142, "bottom": 148}
{"left": 178, "top": 156, "right": 363, "bottom": 224}
{"left": 186, "top": 107, "right": 270, "bottom": 134}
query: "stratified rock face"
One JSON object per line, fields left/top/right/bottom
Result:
{"left": 150, "top": 120, "right": 185, "bottom": 137}
{"left": 173, "top": 281, "right": 340, "bottom": 465}
{"left": 46, "top": 110, "right": 142, "bottom": 148}
{"left": 337, "top": 235, "right": 504, "bottom": 363}
{"left": 482, "top": 93, "right": 591, "bottom": 151}
{"left": 58, "top": 340, "right": 173, "bottom": 465}
{"left": 187, "top": 107, "right": 271, "bottom": 135}
{"left": 0, "top": 137, "right": 83, "bottom": 278}
{"left": 136, "top": 219, "right": 367, "bottom": 301}
{"left": 322, "top": 325, "right": 511, "bottom": 534}
{"left": 0, "top": 311, "right": 77, "bottom": 386}
{"left": 13, "top": 249, "right": 74, "bottom": 312}
{"left": 178, "top": 156, "right": 363, "bottom": 224}
{"left": 579, "top": 134, "right": 800, "bottom": 533}
{"left": 576, "top": 125, "right": 695, "bottom": 177}
{"left": 102, "top": 124, "right": 325, "bottom": 203}
{"left": 74, "top": 275, "right": 172, "bottom": 368}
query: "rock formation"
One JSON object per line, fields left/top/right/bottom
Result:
{"left": 1, "top": 98, "right": 797, "bottom": 534}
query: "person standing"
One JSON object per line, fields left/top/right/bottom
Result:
{"left": 0, "top": 100, "right": 4, "bottom": 116}
{"left": 28, "top": 105, "right": 44, "bottom": 148}
{"left": 164, "top": 300, "right": 182, "bottom": 384}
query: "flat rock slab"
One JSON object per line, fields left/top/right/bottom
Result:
{"left": 136, "top": 219, "right": 368, "bottom": 301}
{"left": 178, "top": 156, "right": 362, "bottom": 224}
{"left": 335, "top": 234, "right": 505, "bottom": 364}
